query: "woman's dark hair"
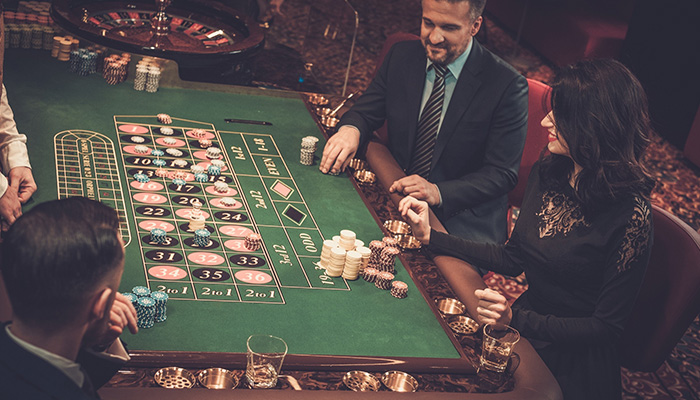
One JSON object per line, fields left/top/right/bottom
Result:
{"left": 539, "top": 59, "right": 655, "bottom": 214}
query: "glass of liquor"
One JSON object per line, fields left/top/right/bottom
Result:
{"left": 246, "top": 334, "right": 288, "bottom": 388}
{"left": 480, "top": 324, "right": 520, "bottom": 373}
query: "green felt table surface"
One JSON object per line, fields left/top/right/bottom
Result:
{"left": 3, "top": 49, "right": 461, "bottom": 364}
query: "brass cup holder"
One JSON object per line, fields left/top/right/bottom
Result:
{"left": 383, "top": 220, "right": 411, "bottom": 235}
{"left": 348, "top": 158, "right": 368, "bottom": 170}
{"left": 154, "top": 367, "right": 196, "bottom": 389}
{"left": 353, "top": 169, "right": 376, "bottom": 184}
{"left": 308, "top": 94, "right": 329, "bottom": 106}
{"left": 197, "top": 367, "right": 239, "bottom": 389}
{"left": 447, "top": 315, "right": 480, "bottom": 335}
{"left": 394, "top": 234, "right": 421, "bottom": 250}
{"left": 320, "top": 115, "right": 339, "bottom": 128}
{"left": 316, "top": 106, "right": 332, "bottom": 116}
{"left": 434, "top": 297, "right": 467, "bottom": 316}
{"left": 381, "top": 370, "right": 418, "bottom": 392}
{"left": 342, "top": 370, "right": 381, "bottom": 392}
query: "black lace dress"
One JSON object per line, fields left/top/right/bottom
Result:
{"left": 428, "top": 163, "right": 653, "bottom": 400}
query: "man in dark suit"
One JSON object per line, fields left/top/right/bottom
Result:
{"left": 320, "top": 0, "right": 528, "bottom": 244}
{"left": 0, "top": 197, "right": 138, "bottom": 399}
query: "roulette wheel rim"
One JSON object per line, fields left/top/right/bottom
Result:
{"left": 50, "top": 0, "right": 265, "bottom": 63}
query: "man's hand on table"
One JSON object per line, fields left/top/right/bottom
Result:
{"left": 319, "top": 126, "right": 360, "bottom": 174}
{"left": 390, "top": 175, "right": 441, "bottom": 206}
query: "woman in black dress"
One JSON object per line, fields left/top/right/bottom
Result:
{"left": 399, "top": 59, "right": 656, "bottom": 400}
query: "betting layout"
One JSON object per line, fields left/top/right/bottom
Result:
{"left": 115, "top": 115, "right": 350, "bottom": 304}
{"left": 54, "top": 130, "right": 132, "bottom": 246}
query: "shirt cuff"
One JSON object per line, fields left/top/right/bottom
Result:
{"left": 88, "top": 339, "right": 131, "bottom": 363}
{"left": 0, "top": 173, "right": 7, "bottom": 199}
{"left": 0, "top": 139, "right": 31, "bottom": 174}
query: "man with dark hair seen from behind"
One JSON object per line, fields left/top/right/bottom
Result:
{"left": 320, "top": 0, "right": 528, "bottom": 244}
{"left": 0, "top": 197, "right": 138, "bottom": 399}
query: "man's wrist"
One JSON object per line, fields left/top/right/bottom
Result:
{"left": 434, "top": 183, "right": 443, "bottom": 207}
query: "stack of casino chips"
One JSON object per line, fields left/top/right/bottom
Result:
{"left": 208, "top": 164, "right": 222, "bottom": 176}
{"left": 158, "top": 114, "right": 173, "bottom": 124}
{"left": 382, "top": 235, "right": 399, "bottom": 249}
{"left": 30, "top": 25, "right": 42, "bottom": 49}
{"left": 214, "top": 181, "right": 230, "bottom": 193}
{"left": 122, "top": 292, "right": 138, "bottom": 307}
{"left": 199, "top": 139, "right": 212, "bottom": 148}
{"left": 145, "top": 65, "right": 161, "bottom": 93}
{"left": 390, "top": 281, "right": 409, "bottom": 299}
{"left": 102, "top": 53, "right": 131, "bottom": 85}
{"left": 337, "top": 229, "right": 356, "bottom": 251}
{"left": 137, "top": 297, "right": 156, "bottom": 329}
{"left": 7, "top": 26, "right": 22, "bottom": 48}
{"left": 188, "top": 202, "right": 206, "bottom": 231}
{"left": 245, "top": 233, "right": 262, "bottom": 251}
{"left": 362, "top": 267, "right": 379, "bottom": 283}
{"left": 375, "top": 271, "right": 395, "bottom": 290}
{"left": 150, "top": 291, "right": 169, "bottom": 322}
{"left": 127, "top": 286, "right": 169, "bottom": 329}
{"left": 172, "top": 178, "right": 186, "bottom": 186}
{"left": 194, "top": 229, "right": 211, "bottom": 247}
{"left": 68, "top": 48, "right": 98, "bottom": 76}
{"left": 377, "top": 246, "right": 400, "bottom": 274}
{"left": 220, "top": 197, "right": 237, "bottom": 207}
{"left": 42, "top": 27, "right": 54, "bottom": 51}
{"left": 325, "top": 247, "right": 347, "bottom": 278}
{"left": 20, "top": 25, "right": 32, "bottom": 49}
{"left": 55, "top": 37, "right": 73, "bottom": 61}
{"left": 133, "top": 173, "right": 150, "bottom": 183}
{"left": 134, "top": 64, "right": 148, "bottom": 91}
{"left": 134, "top": 144, "right": 150, "bottom": 154}
{"left": 191, "top": 129, "right": 207, "bottom": 138}
{"left": 194, "top": 172, "right": 208, "bottom": 182}
{"left": 342, "top": 250, "right": 363, "bottom": 280}
{"left": 318, "top": 230, "right": 370, "bottom": 279}
{"left": 319, "top": 239, "right": 338, "bottom": 270}
{"left": 205, "top": 147, "right": 222, "bottom": 160}
{"left": 300, "top": 136, "right": 319, "bottom": 166}
{"left": 367, "top": 240, "right": 386, "bottom": 269}
{"left": 166, "top": 148, "right": 184, "bottom": 158}
{"left": 150, "top": 228, "right": 167, "bottom": 244}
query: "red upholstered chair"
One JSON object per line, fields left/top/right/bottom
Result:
{"left": 508, "top": 78, "right": 551, "bottom": 210}
{"left": 619, "top": 205, "right": 700, "bottom": 371}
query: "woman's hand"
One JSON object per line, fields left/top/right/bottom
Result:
{"left": 398, "top": 195, "right": 432, "bottom": 244}
{"left": 475, "top": 288, "right": 512, "bottom": 328}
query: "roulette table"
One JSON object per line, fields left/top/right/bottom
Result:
{"left": 3, "top": 47, "right": 561, "bottom": 399}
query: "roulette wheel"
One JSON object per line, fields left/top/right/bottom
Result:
{"left": 51, "top": 0, "right": 265, "bottom": 83}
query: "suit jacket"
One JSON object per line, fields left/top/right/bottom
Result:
{"left": 0, "top": 323, "right": 123, "bottom": 399}
{"left": 341, "top": 39, "right": 528, "bottom": 243}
